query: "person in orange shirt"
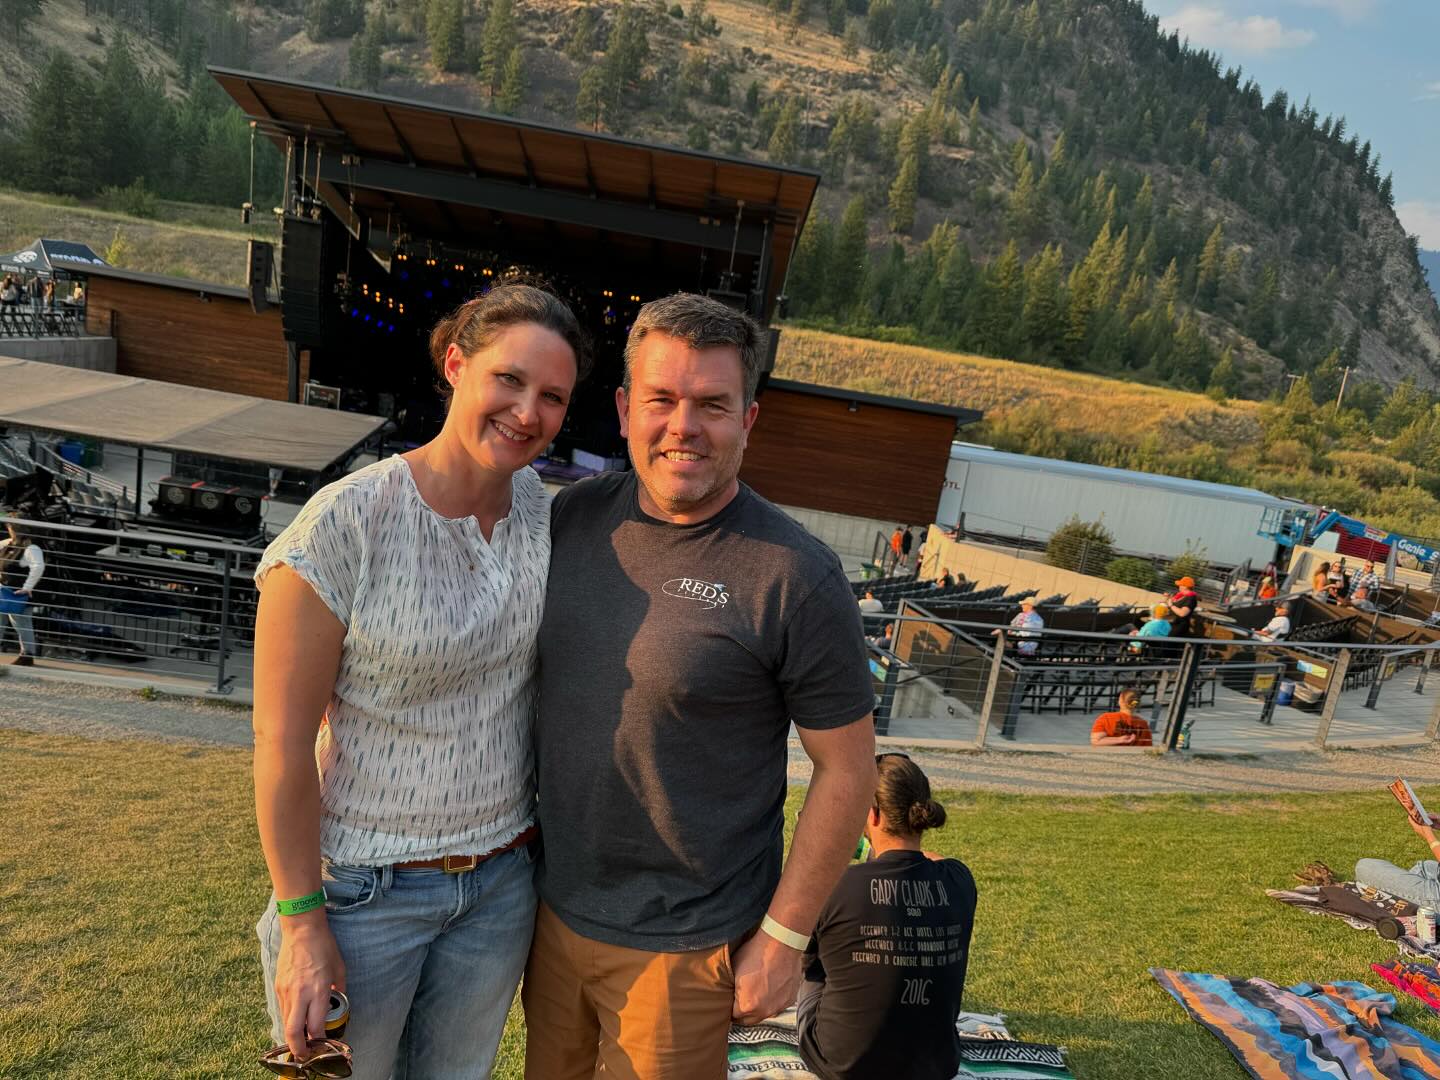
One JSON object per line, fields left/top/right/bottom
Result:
{"left": 1257, "top": 574, "right": 1278, "bottom": 600}
{"left": 1090, "top": 688, "right": 1153, "bottom": 747}
{"left": 889, "top": 526, "right": 903, "bottom": 569}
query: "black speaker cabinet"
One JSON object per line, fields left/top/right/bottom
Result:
{"left": 280, "top": 216, "right": 325, "bottom": 345}
{"left": 247, "top": 240, "right": 274, "bottom": 314}
{"left": 156, "top": 475, "right": 197, "bottom": 512}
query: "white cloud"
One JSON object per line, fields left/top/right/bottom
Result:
{"left": 1416, "top": 80, "right": 1440, "bottom": 102}
{"left": 1289, "top": 0, "right": 1378, "bottom": 23}
{"left": 1397, "top": 201, "right": 1440, "bottom": 249}
{"left": 1159, "top": 6, "right": 1317, "bottom": 55}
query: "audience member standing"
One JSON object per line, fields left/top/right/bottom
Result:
{"left": 900, "top": 526, "right": 914, "bottom": 570}
{"left": 25, "top": 274, "right": 41, "bottom": 320}
{"left": 889, "top": 526, "right": 904, "bottom": 571}
{"left": 0, "top": 523, "right": 45, "bottom": 666}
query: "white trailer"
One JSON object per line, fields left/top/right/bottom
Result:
{"left": 938, "top": 444, "right": 1295, "bottom": 567}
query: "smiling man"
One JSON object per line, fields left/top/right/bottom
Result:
{"left": 524, "top": 293, "right": 877, "bottom": 1080}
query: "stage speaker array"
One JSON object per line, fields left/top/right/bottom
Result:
{"left": 154, "top": 476, "right": 262, "bottom": 530}
{"left": 247, "top": 240, "right": 274, "bottom": 314}
{"left": 280, "top": 216, "right": 325, "bottom": 345}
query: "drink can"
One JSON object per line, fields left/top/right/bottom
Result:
{"left": 1420, "top": 908, "right": 1438, "bottom": 946}
{"left": 326, "top": 989, "right": 350, "bottom": 1038}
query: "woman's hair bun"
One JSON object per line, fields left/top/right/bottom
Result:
{"left": 906, "top": 798, "right": 947, "bottom": 833}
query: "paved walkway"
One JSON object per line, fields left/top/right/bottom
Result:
{"left": 885, "top": 671, "right": 1440, "bottom": 753}
{"left": 6, "top": 673, "right": 1439, "bottom": 796}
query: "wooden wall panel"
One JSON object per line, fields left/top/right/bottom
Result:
{"left": 85, "top": 278, "right": 301, "bottom": 400}
{"left": 741, "top": 388, "right": 955, "bottom": 524}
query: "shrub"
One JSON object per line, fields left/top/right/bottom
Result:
{"left": 1105, "top": 557, "right": 1157, "bottom": 590}
{"left": 1164, "top": 542, "right": 1208, "bottom": 587}
{"left": 1045, "top": 515, "right": 1114, "bottom": 577}
{"left": 99, "top": 178, "right": 158, "bottom": 219}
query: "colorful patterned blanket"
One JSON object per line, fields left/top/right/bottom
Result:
{"left": 1371, "top": 959, "right": 1440, "bottom": 1015}
{"left": 1266, "top": 883, "right": 1440, "bottom": 963}
{"left": 1151, "top": 969, "right": 1440, "bottom": 1079}
{"left": 726, "top": 1010, "right": 1073, "bottom": 1080}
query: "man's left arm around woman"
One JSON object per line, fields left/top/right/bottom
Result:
{"left": 252, "top": 564, "right": 348, "bottom": 1064}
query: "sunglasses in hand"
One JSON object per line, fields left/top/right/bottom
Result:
{"left": 259, "top": 1038, "right": 353, "bottom": 1079}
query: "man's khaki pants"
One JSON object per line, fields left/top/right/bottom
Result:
{"left": 522, "top": 903, "right": 736, "bottom": 1079}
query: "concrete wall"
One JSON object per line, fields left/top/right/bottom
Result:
{"left": 0, "top": 336, "right": 116, "bottom": 371}
{"left": 920, "top": 526, "right": 1167, "bottom": 607}
{"left": 775, "top": 502, "right": 896, "bottom": 558}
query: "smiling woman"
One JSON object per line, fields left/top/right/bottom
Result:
{"left": 250, "top": 282, "right": 591, "bottom": 1080}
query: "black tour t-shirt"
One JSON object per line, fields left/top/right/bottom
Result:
{"left": 534, "top": 471, "right": 876, "bottom": 952}
{"left": 800, "top": 850, "right": 978, "bottom": 1080}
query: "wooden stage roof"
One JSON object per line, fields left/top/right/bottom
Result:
{"left": 210, "top": 68, "right": 820, "bottom": 323}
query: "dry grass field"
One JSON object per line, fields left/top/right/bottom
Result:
{"left": 0, "top": 188, "right": 273, "bottom": 287}
{"left": 773, "top": 326, "right": 1266, "bottom": 452}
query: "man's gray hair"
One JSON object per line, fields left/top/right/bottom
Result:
{"left": 622, "top": 293, "right": 766, "bottom": 405}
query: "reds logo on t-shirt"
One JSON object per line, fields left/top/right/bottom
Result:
{"left": 661, "top": 578, "right": 730, "bottom": 609}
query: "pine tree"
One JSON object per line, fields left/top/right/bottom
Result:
{"left": 1020, "top": 244, "right": 1065, "bottom": 360}
{"left": 347, "top": 15, "right": 385, "bottom": 90}
{"left": 830, "top": 194, "right": 869, "bottom": 317}
{"left": 888, "top": 152, "right": 919, "bottom": 233}
{"left": 480, "top": 0, "right": 518, "bottom": 97}
{"left": 498, "top": 48, "right": 526, "bottom": 114}
{"left": 788, "top": 216, "right": 833, "bottom": 312}
{"left": 744, "top": 80, "right": 761, "bottom": 115}
{"left": 427, "top": 0, "right": 465, "bottom": 71}
{"left": 1194, "top": 222, "right": 1224, "bottom": 306}
{"left": 1247, "top": 263, "right": 1279, "bottom": 348}
{"left": 575, "top": 66, "right": 606, "bottom": 128}
{"left": 565, "top": 7, "right": 597, "bottom": 59}
{"left": 766, "top": 99, "right": 801, "bottom": 164}
{"left": 4, "top": 0, "right": 45, "bottom": 46}
{"left": 841, "top": 19, "right": 859, "bottom": 58}
{"left": 1207, "top": 346, "right": 1239, "bottom": 397}
{"left": 1007, "top": 158, "right": 1041, "bottom": 238}
{"left": 18, "top": 52, "right": 97, "bottom": 195}
{"left": 967, "top": 98, "right": 982, "bottom": 144}
{"left": 978, "top": 240, "right": 1023, "bottom": 357}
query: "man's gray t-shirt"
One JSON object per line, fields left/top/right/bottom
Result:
{"left": 535, "top": 471, "right": 875, "bottom": 952}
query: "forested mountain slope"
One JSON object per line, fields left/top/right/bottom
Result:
{"left": 2, "top": 0, "right": 1438, "bottom": 398}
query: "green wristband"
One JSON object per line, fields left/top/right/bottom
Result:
{"left": 275, "top": 889, "right": 327, "bottom": 916}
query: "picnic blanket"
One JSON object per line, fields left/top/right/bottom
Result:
{"left": 1267, "top": 883, "right": 1440, "bottom": 962}
{"left": 1151, "top": 969, "right": 1440, "bottom": 1079}
{"left": 1371, "top": 959, "right": 1440, "bottom": 1015}
{"left": 726, "top": 1011, "right": 1073, "bottom": 1080}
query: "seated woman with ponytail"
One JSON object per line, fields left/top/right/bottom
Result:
{"left": 797, "top": 753, "right": 978, "bottom": 1080}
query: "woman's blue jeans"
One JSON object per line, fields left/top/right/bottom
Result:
{"left": 258, "top": 844, "right": 537, "bottom": 1080}
{"left": 1355, "top": 858, "right": 1440, "bottom": 909}
{"left": 2, "top": 609, "right": 36, "bottom": 655}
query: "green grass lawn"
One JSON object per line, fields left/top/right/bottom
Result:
{"left": 2, "top": 729, "right": 1437, "bottom": 1078}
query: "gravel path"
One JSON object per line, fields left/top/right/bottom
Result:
{"left": 4, "top": 675, "right": 1438, "bottom": 795}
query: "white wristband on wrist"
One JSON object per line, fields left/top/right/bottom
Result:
{"left": 760, "top": 914, "right": 811, "bottom": 951}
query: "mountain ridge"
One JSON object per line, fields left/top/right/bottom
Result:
{"left": 1, "top": 0, "right": 1437, "bottom": 395}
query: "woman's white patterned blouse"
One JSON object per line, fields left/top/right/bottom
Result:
{"left": 255, "top": 455, "right": 550, "bottom": 866}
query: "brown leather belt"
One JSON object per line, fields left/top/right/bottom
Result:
{"left": 393, "top": 825, "right": 538, "bottom": 873}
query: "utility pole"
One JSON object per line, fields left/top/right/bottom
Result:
{"left": 1335, "top": 365, "right": 1352, "bottom": 410}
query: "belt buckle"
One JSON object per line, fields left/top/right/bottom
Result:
{"left": 442, "top": 854, "right": 478, "bottom": 874}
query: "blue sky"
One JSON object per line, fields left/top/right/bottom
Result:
{"left": 1155, "top": 0, "right": 1440, "bottom": 249}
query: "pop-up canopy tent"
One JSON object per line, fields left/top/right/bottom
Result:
{"left": 0, "top": 239, "right": 109, "bottom": 278}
